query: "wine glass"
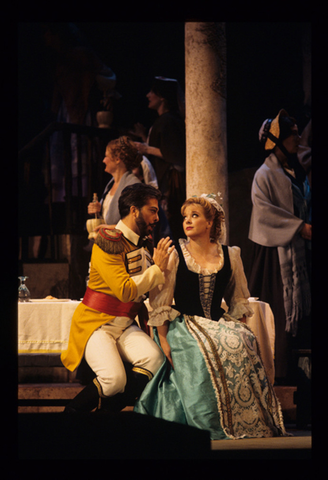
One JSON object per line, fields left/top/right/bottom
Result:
{"left": 18, "top": 276, "right": 31, "bottom": 302}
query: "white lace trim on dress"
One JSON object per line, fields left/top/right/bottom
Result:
{"left": 178, "top": 238, "right": 224, "bottom": 274}
{"left": 148, "top": 305, "right": 181, "bottom": 326}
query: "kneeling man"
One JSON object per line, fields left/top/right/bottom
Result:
{"left": 61, "top": 183, "right": 173, "bottom": 413}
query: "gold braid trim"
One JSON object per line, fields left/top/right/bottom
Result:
{"left": 132, "top": 366, "right": 153, "bottom": 381}
{"left": 93, "top": 377, "right": 106, "bottom": 410}
{"left": 95, "top": 228, "right": 125, "bottom": 254}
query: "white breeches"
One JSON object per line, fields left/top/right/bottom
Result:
{"left": 84, "top": 317, "right": 164, "bottom": 397}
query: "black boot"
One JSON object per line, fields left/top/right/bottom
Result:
{"left": 99, "top": 365, "right": 152, "bottom": 413}
{"left": 125, "top": 367, "right": 151, "bottom": 404}
{"left": 98, "top": 392, "right": 126, "bottom": 413}
{"left": 64, "top": 379, "right": 101, "bottom": 413}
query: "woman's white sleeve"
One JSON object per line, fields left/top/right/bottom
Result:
{"left": 148, "top": 249, "right": 180, "bottom": 326}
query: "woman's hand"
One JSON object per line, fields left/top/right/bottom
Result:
{"left": 157, "top": 323, "right": 174, "bottom": 369}
{"left": 153, "top": 237, "right": 174, "bottom": 272}
{"left": 160, "top": 338, "right": 174, "bottom": 369}
{"left": 88, "top": 201, "right": 101, "bottom": 215}
{"left": 239, "top": 315, "right": 247, "bottom": 324}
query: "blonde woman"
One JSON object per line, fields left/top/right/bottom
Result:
{"left": 134, "top": 194, "right": 288, "bottom": 440}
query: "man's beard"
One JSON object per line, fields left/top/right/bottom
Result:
{"left": 136, "top": 212, "right": 155, "bottom": 239}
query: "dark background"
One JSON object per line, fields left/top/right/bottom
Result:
{"left": 18, "top": 22, "right": 311, "bottom": 172}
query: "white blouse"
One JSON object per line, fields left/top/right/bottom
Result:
{"left": 148, "top": 238, "right": 254, "bottom": 326}
{"left": 102, "top": 192, "right": 114, "bottom": 222}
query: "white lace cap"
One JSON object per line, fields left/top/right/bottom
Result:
{"left": 199, "top": 193, "right": 224, "bottom": 214}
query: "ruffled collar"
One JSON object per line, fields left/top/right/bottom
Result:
{"left": 178, "top": 238, "right": 224, "bottom": 275}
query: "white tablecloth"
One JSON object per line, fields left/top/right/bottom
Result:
{"left": 18, "top": 297, "right": 275, "bottom": 383}
{"left": 18, "top": 300, "right": 80, "bottom": 353}
{"left": 221, "top": 299, "right": 275, "bottom": 385}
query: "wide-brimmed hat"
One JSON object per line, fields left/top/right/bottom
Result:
{"left": 259, "top": 109, "right": 292, "bottom": 150}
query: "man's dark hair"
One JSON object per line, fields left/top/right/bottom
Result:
{"left": 118, "top": 183, "right": 162, "bottom": 218}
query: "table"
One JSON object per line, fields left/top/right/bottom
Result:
{"left": 18, "top": 300, "right": 80, "bottom": 354}
{"left": 221, "top": 298, "right": 275, "bottom": 385}
{"left": 18, "top": 297, "right": 275, "bottom": 384}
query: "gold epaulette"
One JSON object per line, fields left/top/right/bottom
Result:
{"left": 95, "top": 228, "right": 124, "bottom": 254}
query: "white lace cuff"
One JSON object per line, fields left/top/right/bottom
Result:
{"left": 228, "top": 302, "right": 254, "bottom": 320}
{"left": 148, "top": 305, "right": 181, "bottom": 326}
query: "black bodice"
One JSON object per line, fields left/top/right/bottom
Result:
{"left": 174, "top": 243, "right": 232, "bottom": 321}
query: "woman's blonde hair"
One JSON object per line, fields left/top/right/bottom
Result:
{"left": 107, "top": 136, "right": 142, "bottom": 171}
{"left": 181, "top": 196, "right": 225, "bottom": 242}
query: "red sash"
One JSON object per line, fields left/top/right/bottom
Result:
{"left": 82, "top": 287, "right": 150, "bottom": 335}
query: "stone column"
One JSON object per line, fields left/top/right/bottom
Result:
{"left": 185, "top": 22, "right": 229, "bottom": 241}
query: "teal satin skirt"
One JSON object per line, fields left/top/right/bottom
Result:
{"left": 134, "top": 315, "right": 287, "bottom": 440}
{"left": 134, "top": 316, "right": 228, "bottom": 440}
